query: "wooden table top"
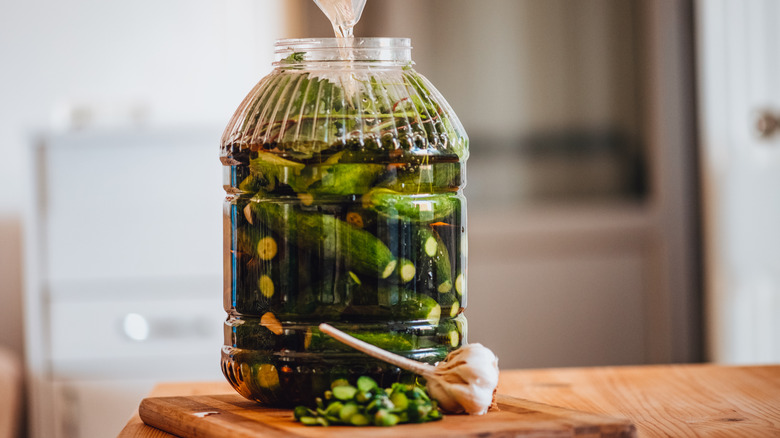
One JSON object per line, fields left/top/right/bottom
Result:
{"left": 118, "top": 363, "right": 780, "bottom": 437}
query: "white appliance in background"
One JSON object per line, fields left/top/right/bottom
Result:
{"left": 697, "top": 0, "right": 780, "bottom": 364}
{"left": 24, "top": 126, "right": 226, "bottom": 438}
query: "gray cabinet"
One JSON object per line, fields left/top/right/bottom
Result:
{"left": 24, "top": 127, "right": 226, "bottom": 438}
{"left": 468, "top": 205, "right": 651, "bottom": 368}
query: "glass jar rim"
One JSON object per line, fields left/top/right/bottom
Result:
{"left": 274, "top": 37, "right": 412, "bottom": 64}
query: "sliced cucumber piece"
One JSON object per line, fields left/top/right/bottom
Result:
{"left": 256, "top": 236, "right": 278, "bottom": 260}
{"left": 332, "top": 385, "right": 358, "bottom": 401}
{"left": 258, "top": 275, "right": 275, "bottom": 298}
{"left": 397, "top": 258, "right": 416, "bottom": 283}
{"left": 455, "top": 272, "right": 465, "bottom": 296}
{"left": 254, "top": 363, "right": 280, "bottom": 389}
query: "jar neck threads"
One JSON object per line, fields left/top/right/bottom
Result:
{"left": 274, "top": 38, "right": 412, "bottom": 68}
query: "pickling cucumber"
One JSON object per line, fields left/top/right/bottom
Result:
{"left": 376, "top": 285, "right": 416, "bottom": 308}
{"left": 227, "top": 316, "right": 279, "bottom": 350}
{"left": 238, "top": 174, "right": 264, "bottom": 194}
{"left": 436, "top": 319, "right": 461, "bottom": 348}
{"left": 392, "top": 294, "right": 441, "bottom": 326}
{"left": 338, "top": 289, "right": 441, "bottom": 325}
{"left": 249, "top": 151, "right": 310, "bottom": 192}
{"left": 382, "top": 161, "right": 461, "bottom": 193}
{"left": 430, "top": 229, "right": 453, "bottom": 293}
{"left": 412, "top": 228, "right": 452, "bottom": 293}
{"left": 309, "top": 163, "right": 386, "bottom": 196}
{"left": 362, "top": 189, "right": 457, "bottom": 223}
{"left": 303, "top": 269, "right": 366, "bottom": 316}
{"left": 247, "top": 199, "right": 397, "bottom": 279}
{"left": 437, "top": 291, "right": 460, "bottom": 318}
{"left": 306, "top": 329, "right": 417, "bottom": 352}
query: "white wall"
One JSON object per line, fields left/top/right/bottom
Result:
{"left": 0, "top": 0, "right": 286, "bottom": 371}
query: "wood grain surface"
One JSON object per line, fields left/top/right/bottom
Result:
{"left": 498, "top": 364, "right": 780, "bottom": 437}
{"left": 118, "top": 364, "right": 780, "bottom": 438}
{"left": 138, "top": 393, "right": 636, "bottom": 438}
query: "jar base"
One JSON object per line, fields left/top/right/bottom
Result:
{"left": 220, "top": 346, "right": 446, "bottom": 407}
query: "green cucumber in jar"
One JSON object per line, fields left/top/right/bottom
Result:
{"left": 305, "top": 329, "right": 417, "bottom": 352}
{"left": 382, "top": 161, "right": 461, "bottom": 193}
{"left": 306, "top": 328, "right": 450, "bottom": 354}
{"left": 436, "top": 319, "right": 461, "bottom": 348}
{"left": 229, "top": 317, "right": 280, "bottom": 350}
{"left": 436, "top": 291, "right": 461, "bottom": 318}
{"left": 238, "top": 174, "right": 264, "bottom": 194}
{"left": 376, "top": 285, "right": 416, "bottom": 307}
{"left": 341, "top": 289, "right": 440, "bottom": 325}
{"left": 414, "top": 228, "right": 453, "bottom": 294}
{"left": 326, "top": 270, "right": 363, "bottom": 305}
{"left": 309, "top": 163, "right": 386, "bottom": 196}
{"left": 376, "top": 287, "right": 442, "bottom": 325}
{"left": 362, "top": 189, "right": 456, "bottom": 223}
{"left": 396, "top": 258, "right": 416, "bottom": 283}
{"left": 247, "top": 199, "right": 397, "bottom": 279}
{"left": 392, "top": 294, "right": 441, "bottom": 326}
{"left": 248, "top": 151, "right": 311, "bottom": 192}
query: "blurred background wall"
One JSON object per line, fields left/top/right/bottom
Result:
{"left": 0, "top": 1, "right": 290, "bottom": 436}
{"left": 292, "top": 0, "right": 701, "bottom": 368}
{"left": 0, "top": 0, "right": 282, "bottom": 357}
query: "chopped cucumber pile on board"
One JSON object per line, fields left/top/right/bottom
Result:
{"left": 294, "top": 376, "right": 442, "bottom": 426}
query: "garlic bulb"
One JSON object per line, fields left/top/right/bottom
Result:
{"left": 318, "top": 324, "right": 499, "bottom": 415}
{"left": 425, "top": 343, "right": 499, "bottom": 415}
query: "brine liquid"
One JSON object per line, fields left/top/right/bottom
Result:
{"left": 221, "top": 150, "right": 467, "bottom": 406}
{"left": 313, "top": 0, "right": 367, "bottom": 38}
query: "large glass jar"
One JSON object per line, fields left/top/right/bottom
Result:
{"left": 220, "top": 37, "right": 468, "bottom": 406}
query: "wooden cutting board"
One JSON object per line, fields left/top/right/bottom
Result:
{"left": 139, "top": 393, "right": 637, "bottom": 437}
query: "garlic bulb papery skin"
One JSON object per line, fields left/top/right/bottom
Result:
{"left": 317, "top": 324, "right": 500, "bottom": 415}
{"left": 425, "top": 343, "right": 499, "bottom": 415}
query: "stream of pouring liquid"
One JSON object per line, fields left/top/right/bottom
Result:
{"left": 312, "top": 0, "right": 368, "bottom": 100}
{"left": 313, "top": 0, "right": 367, "bottom": 38}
